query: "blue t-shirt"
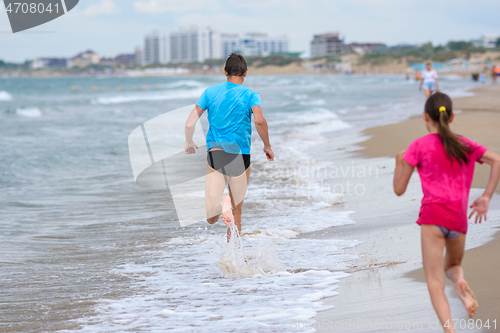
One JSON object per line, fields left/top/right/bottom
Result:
{"left": 196, "top": 81, "right": 261, "bottom": 155}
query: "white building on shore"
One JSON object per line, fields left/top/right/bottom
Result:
{"left": 140, "top": 27, "right": 221, "bottom": 65}
{"left": 31, "top": 58, "right": 68, "bottom": 69}
{"left": 220, "top": 33, "right": 289, "bottom": 57}
{"left": 67, "top": 50, "right": 100, "bottom": 68}
{"left": 170, "top": 26, "right": 221, "bottom": 64}
{"left": 134, "top": 46, "right": 143, "bottom": 67}
{"left": 310, "top": 33, "right": 348, "bottom": 58}
{"left": 143, "top": 30, "right": 170, "bottom": 65}
{"left": 472, "top": 34, "right": 500, "bottom": 48}
{"left": 140, "top": 28, "right": 290, "bottom": 65}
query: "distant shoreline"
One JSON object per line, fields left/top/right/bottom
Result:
{"left": 0, "top": 70, "right": 484, "bottom": 80}
{"left": 3, "top": 50, "right": 499, "bottom": 79}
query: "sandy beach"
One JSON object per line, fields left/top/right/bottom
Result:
{"left": 311, "top": 84, "right": 500, "bottom": 332}
{"left": 364, "top": 85, "right": 500, "bottom": 322}
{"left": 362, "top": 84, "right": 500, "bottom": 192}
{"left": 3, "top": 74, "right": 497, "bottom": 332}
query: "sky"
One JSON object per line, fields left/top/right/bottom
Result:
{"left": 0, "top": 0, "right": 499, "bottom": 62}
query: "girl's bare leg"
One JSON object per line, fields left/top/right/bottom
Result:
{"left": 421, "top": 225, "right": 455, "bottom": 333}
{"left": 424, "top": 89, "right": 432, "bottom": 100}
{"left": 444, "top": 234, "right": 478, "bottom": 318}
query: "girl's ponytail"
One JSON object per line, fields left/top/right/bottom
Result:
{"left": 425, "top": 92, "right": 470, "bottom": 164}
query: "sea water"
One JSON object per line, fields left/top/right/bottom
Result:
{"left": 0, "top": 75, "right": 479, "bottom": 332}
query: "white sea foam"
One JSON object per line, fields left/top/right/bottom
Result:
{"left": 292, "top": 94, "right": 309, "bottom": 100}
{"left": 447, "top": 89, "right": 476, "bottom": 98}
{"left": 166, "top": 80, "right": 206, "bottom": 89}
{"left": 70, "top": 210, "right": 359, "bottom": 332}
{"left": 273, "top": 78, "right": 294, "bottom": 86}
{"left": 286, "top": 108, "right": 351, "bottom": 139}
{"left": 269, "top": 108, "right": 350, "bottom": 134}
{"left": 94, "top": 88, "right": 205, "bottom": 105}
{"left": 16, "top": 107, "right": 42, "bottom": 117}
{"left": 71, "top": 126, "right": 358, "bottom": 330}
{"left": 442, "top": 74, "right": 466, "bottom": 81}
{"left": 0, "top": 91, "right": 13, "bottom": 101}
{"left": 300, "top": 99, "right": 326, "bottom": 106}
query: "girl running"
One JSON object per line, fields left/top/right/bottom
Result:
{"left": 393, "top": 92, "right": 500, "bottom": 332}
{"left": 419, "top": 62, "right": 440, "bottom": 100}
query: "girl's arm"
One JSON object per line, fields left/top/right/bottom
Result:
{"left": 469, "top": 150, "right": 500, "bottom": 223}
{"left": 435, "top": 77, "right": 440, "bottom": 91}
{"left": 419, "top": 78, "right": 424, "bottom": 90}
{"left": 393, "top": 150, "right": 415, "bottom": 196}
{"left": 184, "top": 105, "right": 204, "bottom": 154}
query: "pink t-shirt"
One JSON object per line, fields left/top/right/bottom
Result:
{"left": 404, "top": 134, "right": 487, "bottom": 234}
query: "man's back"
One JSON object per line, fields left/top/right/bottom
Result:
{"left": 197, "top": 81, "right": 261, "bottom": 154}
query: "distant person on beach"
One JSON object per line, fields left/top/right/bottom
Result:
{"left": 480, "top": 72, "right": 486, "bottom": 85}
{"left": 414, "top": 68, "right": 421, "bottom": 81}
{"left": 393, "top": 92, "right": 500, "bottom": 333}
{"left": 419, "top": 62, "right": 439, "bottom": 100}
{"left": 493, "top": 65, "right": 499, "bottom": 84}
{"left": 185, "top": 53, "right": 274, "bottom": 238}
{"left": 406, "top": 67, "right": 411, "bottom": 80}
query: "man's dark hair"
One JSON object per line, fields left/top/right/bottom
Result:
{"left": 224, "top": 53, "right": 247, "bottom": 77}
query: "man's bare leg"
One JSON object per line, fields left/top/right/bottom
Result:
{"left": 227, "top": 167, "right": 251, "bottom": 240}
{"left": 222, "top": 195, "right": 234, "bottom": 226}
{"left": 205, "top": 164, "right": 227, "bottom": 224}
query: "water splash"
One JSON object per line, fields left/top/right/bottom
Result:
{"left": 217, "top": 224, "right": 285, "bottom": 278}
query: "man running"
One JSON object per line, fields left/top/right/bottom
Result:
{"left": 184, "top": 53, "right": 274, "bottom": 237}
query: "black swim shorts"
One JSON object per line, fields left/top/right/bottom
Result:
{"left": 207, "top": 150, "right": 250, "bottom": 177}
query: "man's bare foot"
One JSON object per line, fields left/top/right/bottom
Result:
{"left": 222, "top": 195, "right": 234, "bottom": 226}
{"left": 455, "top": 279, "right": 478, "bottom": 318}
{"left": 207, "top": 216, "right": 218, "bottom": 225}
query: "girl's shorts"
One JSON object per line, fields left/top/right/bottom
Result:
{"left": 436, "top": 225, "right": 461, "bottom": 239}
{"left": 422, "top": 81, "right": 436, "bottom": 91}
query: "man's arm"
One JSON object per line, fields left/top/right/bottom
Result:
{"left": 185, "top": 105, "right": 204, "bottom": 154}
{"left": 252, "top": 105, "right": 274, "bottom": 161}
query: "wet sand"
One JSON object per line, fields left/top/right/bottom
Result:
{"left": 406, "top": 227, "right": 500, "bottom": 324}
{"left": 311, "top": 84, "right": 500, "bottom": 332}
